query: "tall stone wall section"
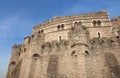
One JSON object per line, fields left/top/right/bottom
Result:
{"left": 6, "top": 11, "right": 120, "bottom": 78}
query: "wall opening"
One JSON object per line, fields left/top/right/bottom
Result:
{"left": 92, "top": 20, "right": 96, "bottom": 27}
{"left": 98, "top": 32, "right": 101, "bottom": 38}
{"left": 84, "top": 50, "right": 89, "bottom": 57}
{"left": 10, "top": 61, "right": 16, "bottom": 66}
{"left": 57, "top": 25, "right": 60, "bottom": 30}
{"left": 71, "top": 50, "right": 77, "bottom": 57}
{"left": 61, "top": 24, "right": 65, "bottom": 29}
{"left": 58, "top": 36, "right": 62, "bottom": 42}
{"left": 32, "top": 54, "right": 40, "bottom": 60}
{"left": 97, "top": 20, "right": 101, "bottom": 26}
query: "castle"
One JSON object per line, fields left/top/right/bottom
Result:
{"left": 6, "top": 11, "right": 120, "bottom": 78}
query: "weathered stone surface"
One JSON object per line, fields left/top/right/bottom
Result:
{"left": 6, "top": 11, "right": 120, "bottom": 78}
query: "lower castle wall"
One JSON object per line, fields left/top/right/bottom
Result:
{"left": 8, "top": 37, "right": 120, "bottom": 78}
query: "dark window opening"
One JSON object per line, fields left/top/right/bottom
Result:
{"left": 61, "top": 24, "right": 64, "bottom": 29}
{"left": 24, "top": 48, "right": 26, "bottom": 52}
{"left": 92, "top": 20, "right": 96, "bottom": 27}
{"left": 32, "top": 54, "right": 40, "bottom": 60}
{"left": 38, "top": 29, "right": 43, "bottom": 33}
{"left": 98, "top": 32, "right": 101, "bottom": 38}
{"left": 19, "top": 53, "right": 20, "bottom": 56}
{"left": 59, "top": 36, "right": 61, "bottom": 41}
{"left": 41, "top": 29, "right": 43, "bottom": 33}
{"left": 79, "top": 21, "right": 82, "bottom": 25}
{"left": 57, "top": 25, "right": 60, "bottom": 30}
{"left": 31, "top": 35, "right": 34, "bottom": 38}
{"left": 74, "top": 22, "right": 78, "bottom": 24}
{"left": 117, "top": 36, "right": 119, "bottom": 38}
{"left": 71, "top": 50, "right": 77, "bottom": 57}
{"left": 10, "top": 61, "right": 16, "bottom": 66}
{"left": 85, "top": 50, "right": 89, "bottom": 55}
{"left": 97, "top": 20, "right": 101, "bottom": 26}
{"left": 84, "top": 50, "right": 89, "bottom": 57}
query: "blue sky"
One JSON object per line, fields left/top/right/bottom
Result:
{"left": 0, "top": 0, "right": 120, "bottom": 78}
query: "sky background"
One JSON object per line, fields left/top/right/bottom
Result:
{"left": 0, "top": 0, "right": 120, "bottom": 78}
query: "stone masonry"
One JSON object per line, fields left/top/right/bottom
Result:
{"left": 6, "top": 10, "right": 120, "bottom": 78}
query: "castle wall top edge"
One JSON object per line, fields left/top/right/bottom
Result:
{"left": 33, "top": 11, "right": 108, "bottom": 30}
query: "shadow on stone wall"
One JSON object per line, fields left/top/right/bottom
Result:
{"left": 47, "top": 55, "right": 58, "bottom": 78}
{"left": 11, "top": 60, "right": 22, "bottom": 78}
{"left": 104, "top": 53, "right": 120, "bottom": 78}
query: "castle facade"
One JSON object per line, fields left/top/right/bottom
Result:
{"left": 6, "top": 11, "right": 120, "bottom": 78}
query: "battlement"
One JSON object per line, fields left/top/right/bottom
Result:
{"left": 41, "top": 39, "right": 70, "bottom": 51}
{"left": 90, "top": 37, "right": 120, "bottom": 49}
{"left": 111, "top": 16, "right": 120, "bottom": 29}
{"left": 12, "top": 44, "right": 23, "bottom": 49}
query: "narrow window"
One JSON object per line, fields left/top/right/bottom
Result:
{"left": 24, "top": 48, "right": 26, "bottom": 52}
{"left": 74, "top": 22, "right": 78, "bottom": 26}
{"left": 19, "top": 53, "right": 20, "bottom": 56}
{"left": 57, "top": 25, "right": 60, "bottom": 30}
{"left": 61, "top": 24, "right": 64, "bottom": 29}
{"left": 92, "top": 20, "right": 96, "bottom": 26}
{"left": 97, "top": 20, "right": 101, "bottom": 26}
{"left": 58, "top": 36, "right": 61, "bottom": 41}
{"left": 79, "top": 21, "right": 82, "bottom": 25}
{"left": 41, "top": 29, "right": 43, "bottom": 33}
{"left": 98, "top": 32, "right": 101, "bottom": 38}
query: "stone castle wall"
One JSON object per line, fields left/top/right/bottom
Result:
{"left": 6, "top": 11, "right": 120, "bottom": 78}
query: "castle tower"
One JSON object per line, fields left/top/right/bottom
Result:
{"left": 6, "top": 44, "right": 22, "bottom": 78}
{"left": 66, "top": 21, "right": 89, "bottom": 78}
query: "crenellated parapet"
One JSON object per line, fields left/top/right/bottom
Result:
{"left": 30, "top": 29, "right": 45, "bottom": 44}
{"left": 111, "top": 16, "right": 120, "bottom": 37}
{"left": 10, "top": 44, "right": 23, "bottom": 63}
{"left": 89, "top": 37, "right": 120, "bottom": 49}
{"left": 41, "top": 39, "right": 70, "bottom": 53}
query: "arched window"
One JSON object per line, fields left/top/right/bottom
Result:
{"left": 98, "top": 32, "right": 101, "bottom": 38}
{"left": 58, "top": 36, "right": 62, "bottom": 42}
{"left": 79, "top": 21, "right": 82, "bottom": 25}
{"left": 92, "top": 20, "right": 96, "bottom": 26}
{"left": 71, "top": 50, "right": 77, "bottom": 57}
{"left": 84, "top": 50, "right": 89, "bottom": 56}
{"left": 38, "top": 29, "right": 44, "bottom": 33}
{"left": 61, "top": 24, "right": 65, "bottom": 29}
{"left": 10, "top": 61, "right": 16, "bottom": 65}
{"left": 32, "top": 54, "right": 40, "bottom": 60}
{"left": 57, "top": 25, "right": 60, "bottom": 30}
{"left": 74, "top": 22, "right": 79, "bottom": 26}
{"left": 97, "top": 20, "right": 101, "bottom": 26}
{"left": 74, "top": 22, "right": 78, "bottom": 24}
